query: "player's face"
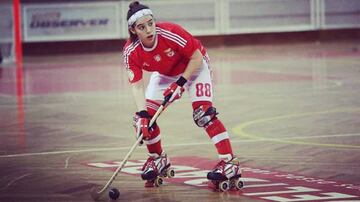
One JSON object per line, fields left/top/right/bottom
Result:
{"left": 133, "top": 15, "right": 156, "bottom": 47}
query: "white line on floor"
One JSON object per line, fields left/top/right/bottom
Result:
{"left": 0, "top": 133, "right": 358, "bottom": 158}
{"left": 65, "top": 156, "right": 71, "bottom": 169}
{"left": 0, "top": 174, "right": 31, "bottom": 191}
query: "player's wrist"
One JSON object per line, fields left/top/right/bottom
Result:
{"left": 137, "top": 110, "right": 150, "bottom": 118}
{"left": 176, "top": 76, "right": 187, "bottom": 87}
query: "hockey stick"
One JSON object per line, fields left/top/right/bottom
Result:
{"left": 90, "top": 97, "right": 169, "bottom": 201}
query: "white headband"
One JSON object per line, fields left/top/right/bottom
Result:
{"left": 128, "top": 9, "right": 153, "bottom": 27}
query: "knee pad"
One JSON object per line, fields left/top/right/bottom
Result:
{"left": 193, "top": 105, "right": 218, "bottom": 127}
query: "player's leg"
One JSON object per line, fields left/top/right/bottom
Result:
{"left": 187, "top": 59, "right": 241, "bottom": 182}
{"left": 141, "top": 72, "right": 175, "bottom": 186}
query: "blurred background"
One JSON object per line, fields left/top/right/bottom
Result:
{"left": 0, "top": 1, "right": 359, "bottom": 202}
{"left": 1, "top": 0, "right": 359, "bottom": 64}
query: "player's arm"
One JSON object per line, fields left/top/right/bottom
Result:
{"left": 182, "top": 49, "right": 203, "bottom": 80}
{"left": 131, "top": 78, "right": 154, "bottom": 140}
{"left": 124, "top": 50, "right": 145, "bottom": 111}
{"left": 131, "top": 79, "right": 146, "bottom": 111}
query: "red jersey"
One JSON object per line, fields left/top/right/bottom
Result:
{"left": 123, "top": 22, "right": 207, "bottom": 83}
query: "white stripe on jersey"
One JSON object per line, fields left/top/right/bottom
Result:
{"left": 157, "top": 27, "right": 187, "bottom": 44}
{"left": 123, "top": 40, "right": 140, "bottom": 57}
{"left": 123, "top": 40, "right": 140, "bottom": 69}
{"left": 156, "top": 27, "right": 187, "bottom": 48}
{"left": 158, "top": 31, "right": 186, "bottom": 48}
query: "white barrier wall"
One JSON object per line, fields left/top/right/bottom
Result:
{"left": 21, "top": 0, "right": 360, "bottom": 42}
{"left": 143, "top": 0, "right": 218, "bottom": 35}
{"left": 227, "top": 0, "right": 313, "bottom": 33}
{"left": 0, "top": 1, "right": 15, "bottom": 63}
{"left": 324, "top": 0, "right": 360, "bottom": 28}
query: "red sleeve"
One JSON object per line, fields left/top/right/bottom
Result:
{"left": 123, "top": 42, "right": 142, "bottom": 83}
{"left": 169, "top": 23, "right": 201, "bottom": 59}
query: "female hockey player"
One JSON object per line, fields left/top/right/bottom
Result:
{"left": 123, "top": 1, "right": 242, "bottom": 189}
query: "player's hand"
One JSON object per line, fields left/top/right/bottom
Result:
{"left": 163, "top": 76, "right": 187, "bottom": 103}
{"left": 133, "top": 110, "right": 153, "bottom": 140}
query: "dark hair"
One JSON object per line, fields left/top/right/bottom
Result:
{"left": 127, "top": 1, "right": 150, "bottom": 22}
{"left": 127, "top": 1, "right": 150, "bottom": 42}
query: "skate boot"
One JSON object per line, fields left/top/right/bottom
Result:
{"left": 141, "top": 152, "right": 175, "bottom": 187}
{"left": 207, "top": 157, "right": 244, "bottom": 191}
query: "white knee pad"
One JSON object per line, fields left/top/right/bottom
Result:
{"left": 193, "top": 105, "right": 218, "bottom": 127}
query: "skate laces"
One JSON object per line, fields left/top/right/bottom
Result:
{"left": 225, "top": 158, "right": 241, "bottom": 175}
{"left": 213, "top": 160, "right": 226, "bottom": 173}
{"left": 142, "top": 157, "right": 157, "bottom": 172}
{"left": 214, "top": 158, "right": 240, "bottom": 173}
{"left": 142, "top": 152, "right": 168, "bottom": 172}
{"left": 227, "top": 157, "right": 240, "bottom": 165}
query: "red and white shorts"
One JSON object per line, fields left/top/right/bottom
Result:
{"left": 145, "top": 59, "right": 213, "bottom": 103}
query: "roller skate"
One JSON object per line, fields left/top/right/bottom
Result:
{"left": 207, "top": 157, "right": 244, "bottom": 192}
{"left": 141, "top": 152, "right": 175, "bottom": 187}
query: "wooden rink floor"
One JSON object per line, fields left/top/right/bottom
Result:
{"left": 0, "top": 41, "right": 360, "bottom": 202}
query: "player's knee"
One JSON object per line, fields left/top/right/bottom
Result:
{"left": 193, "top": 104, "right": 218, "bottom": 127}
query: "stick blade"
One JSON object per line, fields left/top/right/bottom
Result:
{"left": 90, "top": 186, "right": 102, "bottom": 201}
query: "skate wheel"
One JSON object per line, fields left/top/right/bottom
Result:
{"left": 219, "top": 181, "right": 230, "bottom": 192}
{"left": 154, "top": 177, "right": 163, "bottom": 187}
{"left": 166, "top": 169, "right": 175, "bottom": 178}
{"left": 235, "top": 178, "right": 244, "bottom": 190}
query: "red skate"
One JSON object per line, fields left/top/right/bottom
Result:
{"left": 141, "top": 152, "right": 175, "bottom": 187}
{"left": 207, "top": 157, "right": 244, "bottom": 191}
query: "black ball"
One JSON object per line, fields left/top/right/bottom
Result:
{"left": 109, "top": 188, "right": 120, "bottom": 200}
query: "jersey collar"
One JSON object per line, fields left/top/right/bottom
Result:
{"left": 141, "top": 32, "right": 158, "bottom": 52}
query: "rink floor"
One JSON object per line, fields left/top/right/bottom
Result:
{"left": 0, "top": 40, "right": 359, "bottom": 202}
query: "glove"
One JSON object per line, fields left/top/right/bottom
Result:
{"left": 133, "top": 110, "right": 153, "bottom": 141}
{"left": 163, "top": 76, "right": 187, "bottom": 103}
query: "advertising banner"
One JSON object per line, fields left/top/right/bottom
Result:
{"left": 23, "top": 2, "right": 121, "bottom": 42}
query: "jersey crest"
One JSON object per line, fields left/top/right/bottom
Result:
{"left": 164, "top": 48, "right": 175, "bottom": 57}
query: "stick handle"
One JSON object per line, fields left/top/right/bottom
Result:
{"left": 149, "top": 95, "right": 169, "bottom": 126}
{"left": 97, "top": 97, "right": 169, "bottom": 194}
